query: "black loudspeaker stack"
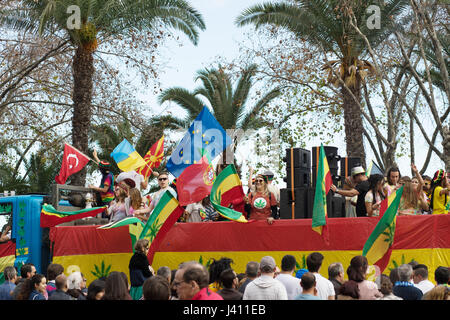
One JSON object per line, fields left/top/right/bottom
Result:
{"left": 279, "top": 145, "right": 347, "bottom": 220}
{"left": 281, "top": 148, "right": 313, "bottom": 219}
{"left": 283, "top": 148, "right": 311, "bottom": 188}
{"left": 279, "top": 188, "right": 347, "bottom": 219}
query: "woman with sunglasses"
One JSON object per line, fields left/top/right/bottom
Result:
{"left": 244, "top": 174, "right": 278, "bottom": 224}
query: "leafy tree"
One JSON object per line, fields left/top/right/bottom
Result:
{"left": 236, "top": 0, "right": 409, "bottom": 167}
{"left": 1, "top": 0, "right": 206, "bottom": 185}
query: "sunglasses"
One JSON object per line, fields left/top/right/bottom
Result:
{"left": 255, "top": 179, "right": 265, "bottom": 183}
{"left": 158, "top": 177, "right": 168, "bottom": 181}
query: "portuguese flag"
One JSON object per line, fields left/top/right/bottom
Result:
{"left": 176, "top": 155, "right": 215, "bottom": 206}
{"left": 210, "top": 164, "right": 247, "bottom": 223}
{"left": 312, "top": 144, "right": 332, "bottom": 245}
{"left": 40, "top": 204, "right": 107, "bottom": 228}
{"left": 362, "top": 186, "right": 404, "bottom": 272}
{"left": 141, "top": 191, "right": 184, "bottom": 264}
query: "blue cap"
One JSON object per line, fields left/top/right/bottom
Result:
{"left": 295, "top": 268, "right": 308, "bottom": 279}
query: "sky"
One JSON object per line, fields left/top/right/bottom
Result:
{"left": 138, "top": 0, "right": 445, "bottom": 187}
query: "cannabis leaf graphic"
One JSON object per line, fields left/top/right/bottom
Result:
{"left": 91, "top": 260, "right": 112, "bottom": 279}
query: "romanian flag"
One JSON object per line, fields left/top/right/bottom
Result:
{"left": 40, "top": 204, "right": 107, "bottom": 228}
{"left": 137, "top": 135, "right": 164, "bottom": 179}
{"left": 362, "top": 186, "right": 404, "bottom": 272}
{"left": 210, "top": 164, "right": 247, "bottom": 223}
{"left": 312, "top": 144, "right": 332, "bottom": 245}
{"left": 110, "top": 139, "right": 146, "bottom": 172}
{"left": 141, "top": 191, "right": 184, "bottom": 264}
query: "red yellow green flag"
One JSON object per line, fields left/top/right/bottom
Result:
{"left": 141, "top": 191, "right": 184, "bottom": 264}
{"left": 137, "top": 135, "right": 164, "bottom": 179}
{"left": 312, "top": 144, "right": 332, "bottom": 244}
{"left": 362, "top": 186, "right": 404, "bottom": 272}
{"left": 210, "top": 164, "right": 247, "bottom": 223}
{"left": 40, "top": 204, "right": 106, "bottom": 228}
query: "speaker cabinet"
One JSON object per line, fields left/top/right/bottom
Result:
{"left": 312, "top": 146, "right": 340, "bottom": 170}
{"left": 285, "top": 167, "right": 311, "bottom": 188}
{"left": 280, "top": 187, "right": 314, "bottom": 219}
{"left": 284, "top": 148, "right": 311, "bottom": 169}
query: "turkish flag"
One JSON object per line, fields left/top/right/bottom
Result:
{"left": 55, "top": 143, "right": 90, "bottom": 184}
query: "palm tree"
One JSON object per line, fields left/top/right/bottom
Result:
{"left": 24, "top": 151, "right": 62, "bottom": 194}
{"left": 158, "top": 64, "right": 283, "bottom": 170}
{"left": 236, "top": 0, "right": 409, "bottom": 167}
{"left": 1, "top": 0, "right": 205, "bottom": 185}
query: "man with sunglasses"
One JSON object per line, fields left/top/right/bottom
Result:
{"left": 147, "top": 172, "right": 177, "bottom": 213}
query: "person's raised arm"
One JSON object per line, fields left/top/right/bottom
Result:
{"left": 331, "top": 184, "right": 360, "bottom": 197}
{"left": 411, "top": 163, "right": 424, "bottom": 193}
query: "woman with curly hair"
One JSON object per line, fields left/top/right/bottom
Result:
{"left": 208, "top": 257, "right": 234, "bottom": 293}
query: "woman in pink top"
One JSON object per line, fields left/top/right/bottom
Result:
{"left": 346, "top": 255, "right": 382, "bottom": 300}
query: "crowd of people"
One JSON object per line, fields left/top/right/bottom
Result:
{"left": 85, "top": 150, "right": 448, "bottom": 227}
{"left": 1, "top": 252, "right": 448, "bottom": 301}
{"left": 332, "top": 164, "right": 449, "bottom": 217}
{"left": 85, "top": 151, "right": 288, "bottom": 225}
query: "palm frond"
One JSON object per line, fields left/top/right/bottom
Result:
{"left": 158, "top": 87, "right": 204, "bottom": 122}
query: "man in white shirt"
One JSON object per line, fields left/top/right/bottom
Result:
{"left": 413, "top": 265, "right": 435, "bottom": 294}
{"left": 243, "top": 256, "right": 288, "bottom": 300}
{"left": 275, "top": 255, "right": 302, "bottom": 300}
{"left": 306, "top": 252, "right": 335, "bottom": 300}
{"left": 148, "top": 172, "right": 177, "bottom": 211}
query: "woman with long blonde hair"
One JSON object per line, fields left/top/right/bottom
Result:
{"left": 127, "top": 188, "right": 148, "bottom": 221}
{"left": 244, "top": 174, "right": 278, "bottom": 224}
{"left": 398, "top": 164, "right": 428, "bottom": 215}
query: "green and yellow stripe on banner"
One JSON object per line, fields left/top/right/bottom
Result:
{"left": 363, "top": 186, "right": 403, "bottom": 271}
{"left": 41, "top": 204, "right": 107, "bottom": 228}
{"left": 140, "top": 191, "right": 184, "bottom": 264}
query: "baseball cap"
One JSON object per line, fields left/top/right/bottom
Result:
{"left": 260, "top": 256, "right": 276, "bottom": 270}
{"left": 351, "top": 166, "right": 365, "bottom": 176}
{"left": 263, "top": 170, "right": 275, "bottom": 177}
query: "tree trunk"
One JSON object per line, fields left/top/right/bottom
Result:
{"left": 341, "top": 81, "right": 366, "bottom": 168}
{"left": 443, "top": 125, "right": 450, "bottom": 172}
{"left": 70, "top": 46, "right": 94, "bottom": 186}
